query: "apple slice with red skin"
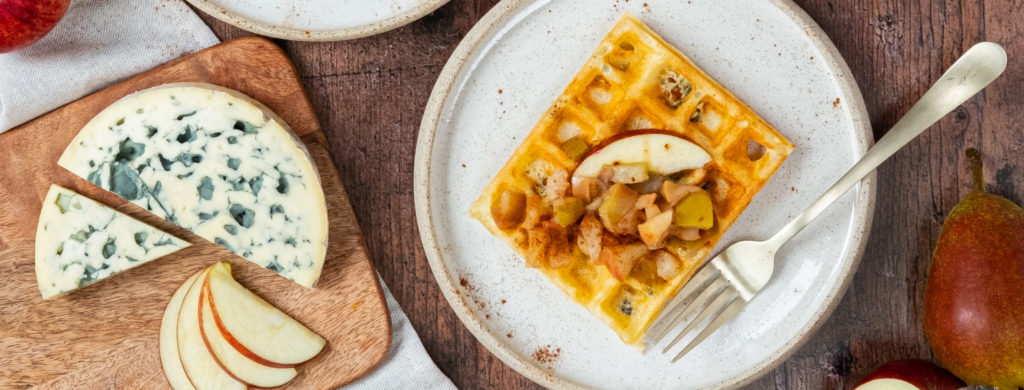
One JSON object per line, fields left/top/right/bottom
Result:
{"left": 571, "top": 130, "right": 712, "bottom": 184}
{"left": 199, "top": 281, "right": 297, "bottom": 388}
{"left": 205, "top": 262, "right": 326, "bottom": 367}
{"left": 177, "top": 268, "right": 246, "bottom": 390}
{"left": 0, "top": 0, "right": 69, "bottom": 53}
{"left": 855, "top": 359, "right": 965, "bottom": 390}
{"left": 160, "top": 271, "right": 201, "bottom": 390}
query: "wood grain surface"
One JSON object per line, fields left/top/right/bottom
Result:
{"left": 128, "top": 0, "right": 1024, "bottom": 389}
{"left": 0, "top": 38, "right": 391, "bottom": 389}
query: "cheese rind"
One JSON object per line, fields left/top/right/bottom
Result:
{"left": 58, "top": 83, "right": 329, "bottom": 287}
{"left": 35, "top": 185, "right": 189, "bottom": 299}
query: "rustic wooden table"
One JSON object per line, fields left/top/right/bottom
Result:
{"left": 196, "top": 1, "right": 1023, "bottom": 388}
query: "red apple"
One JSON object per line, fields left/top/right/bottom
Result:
{"left": 0, "top": 0, "right": 69, "bottom": 53}
{"left": 855, "top": 359, "right": 965, "bottom": 390}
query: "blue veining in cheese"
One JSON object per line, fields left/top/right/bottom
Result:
{"left": 35, "top": 185, "right": 189, "bottom": 299}
{"left": 58, "top": 83, "right": 329, "bottom": 287}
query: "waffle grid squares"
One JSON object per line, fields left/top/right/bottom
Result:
{"left": 470, "top": 13, "right": 794, "bottom": 344}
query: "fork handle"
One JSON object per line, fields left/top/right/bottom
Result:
{"left": 765, "top": 42, "right": 1007, "bottom": 250}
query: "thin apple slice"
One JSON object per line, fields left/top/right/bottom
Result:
{"left": 178, "top": 268, "right": 246, "bottom": 390}
{"left": 199, "top": 283, "right": 297, "bottom": 387}
{"left": 160, "top": 272, "right": 200, "bottom": 390}
{"left": 572, "top": 130, "right": 711, "bottom": 181}
{"left": 206, "top": 262, "right": 326, "bottom": 366}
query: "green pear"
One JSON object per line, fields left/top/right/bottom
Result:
{"left": 924, "top": 148, "right": 1024, "bottom": 389}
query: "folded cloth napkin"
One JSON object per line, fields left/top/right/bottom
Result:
{"left": 346, "top": 279, "right": 457, "bottom": 390}
{"left": 0, "top": 0, "right": 218, "bottom": 133}
{"left": 0, "top": 1, "right": 456, "bottom": 389}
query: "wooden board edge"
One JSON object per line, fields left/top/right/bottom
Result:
{"left": 337, "top": 246, "right": 393, "bottom": 387}
{"left": 304, "top": 141, "right": 394, "bottom": 387}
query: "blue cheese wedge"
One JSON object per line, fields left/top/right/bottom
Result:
{"left": 35, "top": 185, "right": 189, "bottom": 299}
{"left": 58, "top": 83, "right": 329, "bottom": 287}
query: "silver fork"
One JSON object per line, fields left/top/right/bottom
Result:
{"left": 651, "top": 41, "right": 1007, "bottom": 362}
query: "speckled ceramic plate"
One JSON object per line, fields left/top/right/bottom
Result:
{"left": 415, "top": 1, "right": 874, "bottom": 388}
{"left": 186, "top": 0, "right": 449, "bottom": 41}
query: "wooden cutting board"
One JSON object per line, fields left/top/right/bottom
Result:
{"left": 0, "top": 37, "right": 391, "bottom": 389}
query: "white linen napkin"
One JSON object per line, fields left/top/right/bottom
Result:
{"left": 346, "top": 279, "right": 458, "bottom": 390}
{"left": 0, "top": 1, "right": 457, "bottom": 389}
{"left": 0, "top": 0, "right": 218, "bottom": 133}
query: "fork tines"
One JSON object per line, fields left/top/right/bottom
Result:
{"left": 652, "top": 260, "right": 749, "bottom": 362}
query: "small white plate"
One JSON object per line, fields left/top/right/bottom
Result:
{"left": 187, "top": 0, "right": 449, "bottom": 41}
{"left": 415, "top": 0, "right": 875, "bottom": 388}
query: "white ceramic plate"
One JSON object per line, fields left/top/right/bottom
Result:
{"left": 187, "top": 0, "right": 449, "bottom": 41}
{"left": 415, "top": 1, "right": 874, "bottom": 388}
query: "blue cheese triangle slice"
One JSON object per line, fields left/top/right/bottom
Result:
{"left": 58, "top": 83, "right": 329, "bottom": 288}
{"left": 36, "top": 185, "right": 190, "bottom": 299}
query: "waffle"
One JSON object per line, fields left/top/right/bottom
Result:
{"left": 470, "top": 13, "right": 794, "bottom": 344}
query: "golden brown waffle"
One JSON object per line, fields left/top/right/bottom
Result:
{"left": 470, "top": 13, "right": 794, "bottom": 344}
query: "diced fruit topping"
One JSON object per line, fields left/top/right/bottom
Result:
{"left": 638, "top": 210, "right": 673, "bottom": 247}
{"left": 684, "top": 166, "right": 708, "bottom": 186}
{"left": 673, "top": 190, "right": 714, "bottom": 229}
{"left": 607, "top": 163, "right": 649, "bottom": 184}
{"left": 598, "top": 183, "right": 638, "bottom": 226}
{"left": 491, "top": 189, "right": 526, "bottom": 230}
{"left": 571, "top": 177, "right": 602, "bottom": 204}
{"left": 661, "top": 179, "right": 702, "bottom": 205}
{"left": 600, "top": 243, "right": 649, "bottom": 281}
{"left": 634, "top": 193, "right": 658, "bottom": 211}
{"left": 543, "top": 169, "right": 570, "bottom": 201}
{"left": 606, "top": 206, "right": 641, "bottom": 236}
{"left": 511, "top": 127, "right": 721, "bottom": 283}
{"left": 577, "top": 214, "right": 604, "bottom": 262}
{"left": 671, "top": 226, "right": 701, "bottom": 241}
{"left": 561, "top": 137, "right": 590, "bottom": 162}
{"left": 629, "top": 174, "right": 665, "bottom": 194}
{"left": 527, "top": 221, "right": 572, "bottom": 269}
{"left": 553, "top": 197, "right": 585, "bottom": 227}
{"left": 523, "top": 193, "right": 545, "bottom": 229}
{"left": 680, "top": 167, "right": 709, "bottom": 186}
{"left": 585, "top": 196, "right": 604, "bottom": 213}
{"left": 643, "top": 204, "right": 661, "bottom": 220}
{"left": 653, "top": 250, "right": 681, "bottom": 280}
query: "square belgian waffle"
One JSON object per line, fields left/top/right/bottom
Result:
{"left": 470, "top": 13, "right": 794, "bottom": 344}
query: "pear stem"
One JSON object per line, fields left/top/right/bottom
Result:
{"left": 966, "top": 148, "right": 984, "bottom": 192}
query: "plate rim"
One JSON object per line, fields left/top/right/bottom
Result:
{"left": 186, "top": 0, "right": 451, "bottom": 41}
{"left": 414, "top": 1, "right": 876, "bottom": 388}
